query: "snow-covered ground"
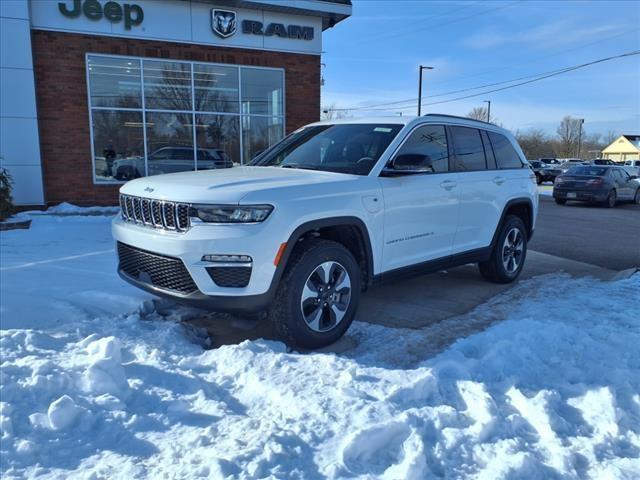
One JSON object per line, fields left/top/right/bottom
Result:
{"left": 1, "top": 209, "right": 639, "bottom": 479}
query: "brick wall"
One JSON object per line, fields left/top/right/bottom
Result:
{"left": 31, "top": 30, "right": 320, "bottom": 206}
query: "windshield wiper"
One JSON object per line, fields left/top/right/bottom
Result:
{"left": 281, "top": 164, "right": 320, "bottom": 171}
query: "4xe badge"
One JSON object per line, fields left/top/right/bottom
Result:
{"left": 211, "top": 9, "right": 237, "bottom": 38}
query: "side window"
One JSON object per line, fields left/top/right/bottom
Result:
{"left": 450, "top": 126, "right": 486, "bottom": 171}
{"left": 488, "top": 132, "right": 524, "bottom": 169}
{"left": 481, "top": 130, "right": 497, "bottom": 169}
{"left": 395, "top": 124, "right": 449, "bottom": 173}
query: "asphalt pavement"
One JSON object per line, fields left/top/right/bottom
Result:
{"left": 530, "top": 195, "right": 640, "bottom": 270}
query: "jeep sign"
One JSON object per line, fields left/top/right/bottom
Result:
{"left": 58, "top": 0, "right": 144, "bottom": 30}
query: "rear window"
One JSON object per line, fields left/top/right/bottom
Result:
{"left": 488, "top": 132, "right": 523, "bottom": 169}
{"left": 566, "top": 166, "right": 608, "bottom": 176}
{"left": 450, "top": 126, "right": 487, "bottom": 171}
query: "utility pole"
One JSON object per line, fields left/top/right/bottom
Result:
{"left": 417, "top": 65, "right": 434, "bottom": 116}
{"left": 577, "top": 118, "right": 585, "bottom": 158}
{"left": 483, "top": 100, "right": 491, "bottom": 122}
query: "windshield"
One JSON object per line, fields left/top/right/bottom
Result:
{"left": 565, "top": 166, "right": 608, "bottom": 176}
{"left": 250, "top": 124, "right": 404, "bottom": 175}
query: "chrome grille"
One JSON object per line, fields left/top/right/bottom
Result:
{"left": 119, "top": 194, "right": 191, "bottom": 232}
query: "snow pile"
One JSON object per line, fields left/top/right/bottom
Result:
{"left": 30, "top": 202, "right": 121, "bottom": 216}
{"left": 1, "top": 214, "right": 639, "bottom": 479}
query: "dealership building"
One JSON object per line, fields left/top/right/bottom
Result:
{"left": 0, "top": 0, "right": 351, "bottom": 206}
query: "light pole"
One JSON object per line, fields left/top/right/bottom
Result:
{"left": 483, "top": 100, "right": 491, "bottom": 122}
{"left": 417, "top": 65, "right": 434, "bottom": 116}
{"left": 577, "top": 118, "right": 585, "bottom": 158}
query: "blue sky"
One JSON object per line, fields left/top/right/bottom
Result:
{"left": 321, "top": 0, "right": 640, "bottom": 136}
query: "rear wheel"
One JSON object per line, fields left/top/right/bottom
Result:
{"left": 634, "top": 188, "right": 640, "bottom": 205}
{"left": 479, "top": 215, "right": 527, "bottom": 284}
{"left": 268, "top": 239, "right": 361, "bottom": 349}
{"left": 605, "top": 190, "right": 617, "bottom": 208}
{"left": 555, "top": 198, "right": 566, "bottom": 205}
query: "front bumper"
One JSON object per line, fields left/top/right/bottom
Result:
{"left": 118, "top": 268, "right": 274, "bottom": 313}
{"left": 112, "top": 215, "right": 282, "bottom": 311}
{"left": 553, "top": 187, "right": 608, "bottom": 202}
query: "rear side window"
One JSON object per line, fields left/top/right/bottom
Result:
{"left": 396, "top": 124, "right": 449, "bottom": 173}
{"left": 488, "top": 132, "right": 524, "bottom": 169}
{"left": 481, "top": 130, "right": 497, "bottom": 169}
{"left": 450, "top": 126, "right": 486, "bottom": 171}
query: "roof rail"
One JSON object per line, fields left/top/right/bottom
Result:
{"left": 423, "top": 113, "right": 494, "bottom": 126}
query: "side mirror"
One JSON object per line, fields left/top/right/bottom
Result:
{"left": 385, "top": 154, "right": 434, "bottom": 175}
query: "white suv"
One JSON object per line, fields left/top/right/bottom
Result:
{"left": 113, "top": 115, "right": 538, "bottom": 348}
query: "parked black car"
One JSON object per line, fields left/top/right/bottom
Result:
{"left": 553, "top": 166, "right": 640, "bottom": 207}
{"left": 529, "top": 160, "right": 562, "bottom": 184}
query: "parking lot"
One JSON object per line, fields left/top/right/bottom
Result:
{"left": 530, "top": 195, "right": 640, "bottom": 270}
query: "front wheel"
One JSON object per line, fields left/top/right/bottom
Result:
{"left": 555, "top": 198, "right": 566, "bottom": 205}
{"left": 479, "top": 215, "right": 527, "bottom": 284}
{"left": 634, "top": 188, "right": 640, "bottom": 205}
{"left": 268, "top": 239, "right": 361, "bottom": 349}
{"left": 535, "top": 174, "right": 542, "bottom": 185}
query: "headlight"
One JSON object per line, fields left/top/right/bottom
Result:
{"left": 190, "top": 204, "right": 273, "bottom": 223}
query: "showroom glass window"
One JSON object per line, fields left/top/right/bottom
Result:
{"left": 87, "top": 55, "right": 285, "bottom": 183}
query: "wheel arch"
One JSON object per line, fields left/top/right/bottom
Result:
{"left": 274, "top": 217, "right": 375, "bottom": 292}
{"left": 491, "top": 198, "right": 535, "bottom": 248}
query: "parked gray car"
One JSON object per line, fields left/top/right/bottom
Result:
{"left": 553, "top": 166, "right": 640, "bottom": 207}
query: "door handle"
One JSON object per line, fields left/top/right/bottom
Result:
{"left": 440, "top": 180, "right": 457, "bottom": 190}
{"left": 493, "top": 176, "right": 506, "bottom": 185}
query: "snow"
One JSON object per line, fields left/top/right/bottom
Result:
{"left": 1, "top": 207, "right": 639, "bottom": 479}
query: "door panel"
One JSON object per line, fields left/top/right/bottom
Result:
{"left": 379, "top": 124, "right": 460, "bottom": 272}
{"left": 379, "top": 173, "right": 460, "bottom": 271}
{"left": 449, "top": 126, "right": 502, "bottom": 253}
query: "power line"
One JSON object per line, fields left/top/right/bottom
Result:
{"left": 425, "top": 26, "right": 639, "bottom": 89}
{"left": 327, "top": 50, "right": 640, "bottom": 112}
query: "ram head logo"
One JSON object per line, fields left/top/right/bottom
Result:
{"left": 211, "top": 9, "right": 237, "bottom": 38}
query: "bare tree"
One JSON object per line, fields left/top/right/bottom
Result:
{"left": 515, "top": 129, "right": 554, "bottom": 160}
{"left": 467, "top": 106, "right": 499, "bottom": 124}
{"left": 467, "top": 106, "right": 489, "bottom": 122}
{"left": 321, "top": 103, "right": 350, "bottom": 120}
{"left": 555, "top": 116, "right": 583, "bottom": 158}
{"left": 603, "top": 130, "right": 618, "bottom": 145}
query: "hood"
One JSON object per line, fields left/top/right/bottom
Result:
{"left": 119, "top": 166, "right": 358, "bottom": 204}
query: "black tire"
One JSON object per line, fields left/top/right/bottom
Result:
{"left": 478, "top": 215, "right": 528, "bottom": 284}
{"left": 555, "top": 198, "right": 566, "bottom": 205}
{"left": 634, "top": 188, "right": 640, "bottom": 205}
{"left": 604, "top": 189, "right": 617, "bottom": 208}
{"left": 268, "top": 239, "right": 361, "bottom": 349}
{"left": 535, "top": 174, "right": 542, "bottom": 185}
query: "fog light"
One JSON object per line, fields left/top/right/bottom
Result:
{"left": 202, "top": 254, "right": 252, "bottom": 263}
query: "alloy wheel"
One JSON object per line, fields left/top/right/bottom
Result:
{"left": 502, "top": 227, "right": 524, "bottom": 274}
{"left": 300, "top": 261, "right": 352, "bottom": 333}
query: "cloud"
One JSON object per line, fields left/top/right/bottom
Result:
{"left": 462, "top": 21, "right": 625, "bottom": 50}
